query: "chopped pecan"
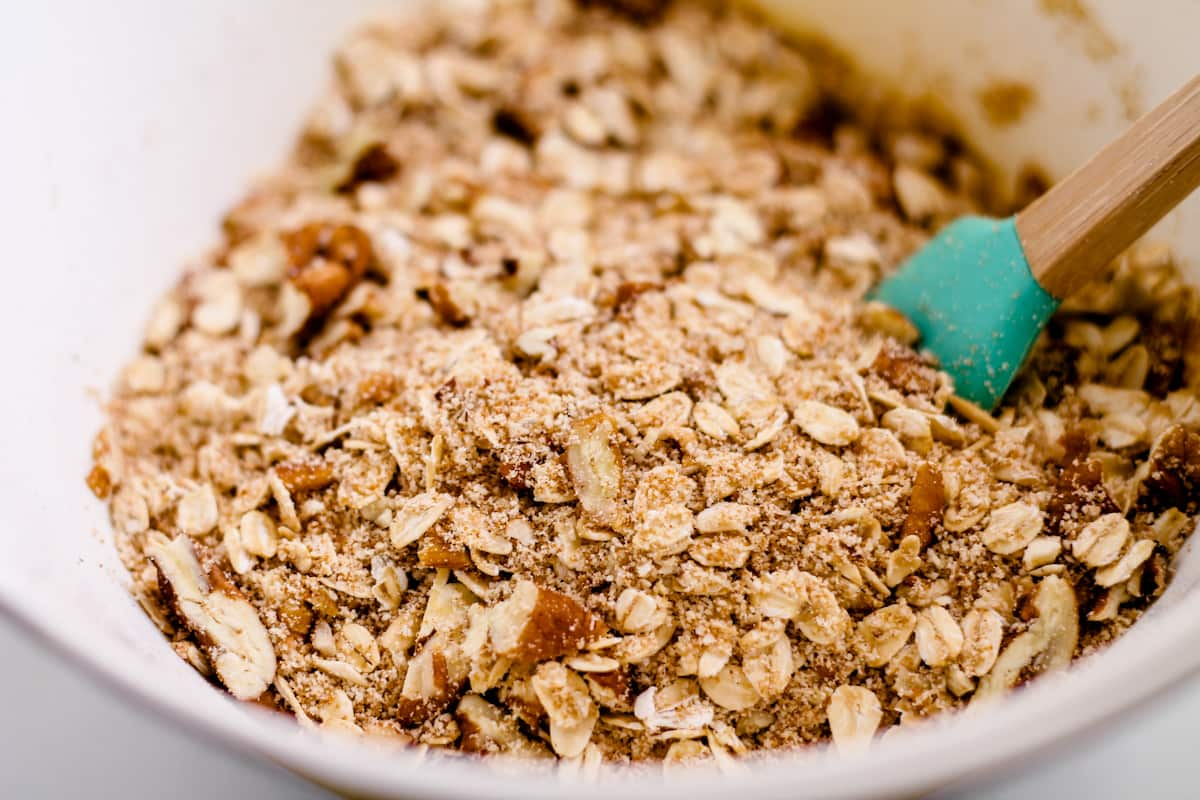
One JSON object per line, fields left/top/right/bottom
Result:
{"left": 585, "top": 666, "right": 635, "bottom": 711}
{"left": 870, "top": 341, "right": 940, "bottom": 398}
{"left": 283, "top": 222, "right": 373, "bottom": 318}
{"left": 489, "top": 580, "right": 604, "bottom": 662}
{"left": 457, "top": 694, "right": 549, "bottom": 756}
{"left": 274, "top": 460, "right": 336, "bottom": 494}
{"left": 602, "top": 281, "right": 661, "bottom": 312}
{"left": 901, "top": 463, "right": 945, "bottom": 548}
{"left": 86, "top": 464, "right": 113, "bottom": 500}
{"left": 1047, "top": 456, "right": 1118, "bottom": 534}
{"left": 278, "top": 597, "right": 314, "bottom": 636}
{"left": 1057, "top": 428, "right": 1095, "bottom": 467}
{"left": 1024, "top": 341, "right": 1079, "bottom": 407}
{"left": 496, "top": 444, "right": 540, "bottom": 490}
{"left": 566, "top": 412, "right": 623, "bottom": 524}
{"left": 418, "top": 283, "right": 472, "bottom": 327}
{"left": 418, "top": 529, "right": 473, "bottom": 569}
{"left": 491, "top": 107, "right": 540, "bottom": 146}
{"left": 577, "top": 0, "right": 670, "bottom": 23}
{"left": 1140, "top": 425, "right": 1200, "bottom": 512}
{"left": 149, "top": 536, "right": 277, "bottom": 701}
{"left": 336, "top": 142, "right": 400, "bottom": 194}
{"left": 1139, "top": 549, "right": 1169, "bottom": 598}
{"left": 1142, "top": 318, "right": 1185, "bottom": 396}
{"left": 355, "top": 371, "right": 399, "bottom": 406}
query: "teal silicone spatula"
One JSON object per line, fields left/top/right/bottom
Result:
{"left": 872, "top": 74, "right": 1200, "bottom": 410}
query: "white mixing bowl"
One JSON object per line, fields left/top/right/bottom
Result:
{"left": 2, "top": 2, "right": 1199, "bottom": 798}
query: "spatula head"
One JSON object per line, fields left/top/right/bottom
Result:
{"left": 870, "top": 216, "right": 1060, "bottom": 410}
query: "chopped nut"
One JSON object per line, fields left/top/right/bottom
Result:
{"left": 274, "top": 460, "right": 335, "bottom": 494}
{"left": 901, "top": 464, "right": 945, "bottom": 548}
{"left": 490, "top": 581, "right": 602, "bottom": 661}
{"left": 974, "top": 576, "right": 1077, "bottom": 705}
{"left": 86, "top": 464, "right": 112, "bottom": 500}
{"left": 566, "top": 412, "right": 623, "bottom": 524}
{"left": 149, "top": 536, "right": 276, "bottom": 700}
{"left": 283, "top": 222, "right": 373, "bottom": 320}
{"left": 457, "top": 694, "right": 547, "bottom": 757}
{"left": 872, "top": 342, "right": 942, "bottom": 398}
{"left": 1142, "top": 425, "right": 1200, "bottom": 511}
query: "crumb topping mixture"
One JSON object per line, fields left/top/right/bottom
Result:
{"left": 90, "top": 0, "right": 1200, "bottom": 767}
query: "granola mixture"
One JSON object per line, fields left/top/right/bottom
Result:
{"left": 89, "top": 0, "right": 1200, "bottom": 766}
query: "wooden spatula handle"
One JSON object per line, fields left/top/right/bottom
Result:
{"left": 1015, "top": 74, "right": 1200, "bottom": 299}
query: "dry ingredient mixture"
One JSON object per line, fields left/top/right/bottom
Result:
{"left": 88, "top": 0, "right": 1200, "bottom": 768}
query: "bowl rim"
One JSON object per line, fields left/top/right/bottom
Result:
{"left": 4, "top": 556, "right": 1200, "bottom": 800}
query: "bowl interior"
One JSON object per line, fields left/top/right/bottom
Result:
{"left": 3, "top": 2, "right": 1200, "bottom": 798}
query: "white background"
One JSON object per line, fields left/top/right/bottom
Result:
{"left": 1, "top": 616, "right": 1195, "bottom": 799}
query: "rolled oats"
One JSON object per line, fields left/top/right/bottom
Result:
{"left": 177, "top": 485, "right": 219, "bottom": 536}
{"left": 92, "top": 0, "right": 1200, "bottom": 765}
{"left": 959, "top": 608, "right": 1004, "bottom": 678}
{"left": 699, "top": 664, "right": 760, "bottom": 711}
{"left": 1072, "top": 513, "right": 1130, "bottom": 568}
{"left": 980, "top": 502, "right": 1044, "bottom": 555}
{"left": 793, "top": 400, "right": 861, "bottom": 447}
{"left": 857, "top": 604, "right": 916, "bottom": 667}
{"left": 827, "top": 685, "right": 882, "bottom": 755}
{"left": 1095, "top": 539, "right": 1157, "bottom": 587}
{"left": 741, "top": 637, "right": 795, "bottom": 701}
{"left": 914, "top": 606, "right": 964, "bottom": 667}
